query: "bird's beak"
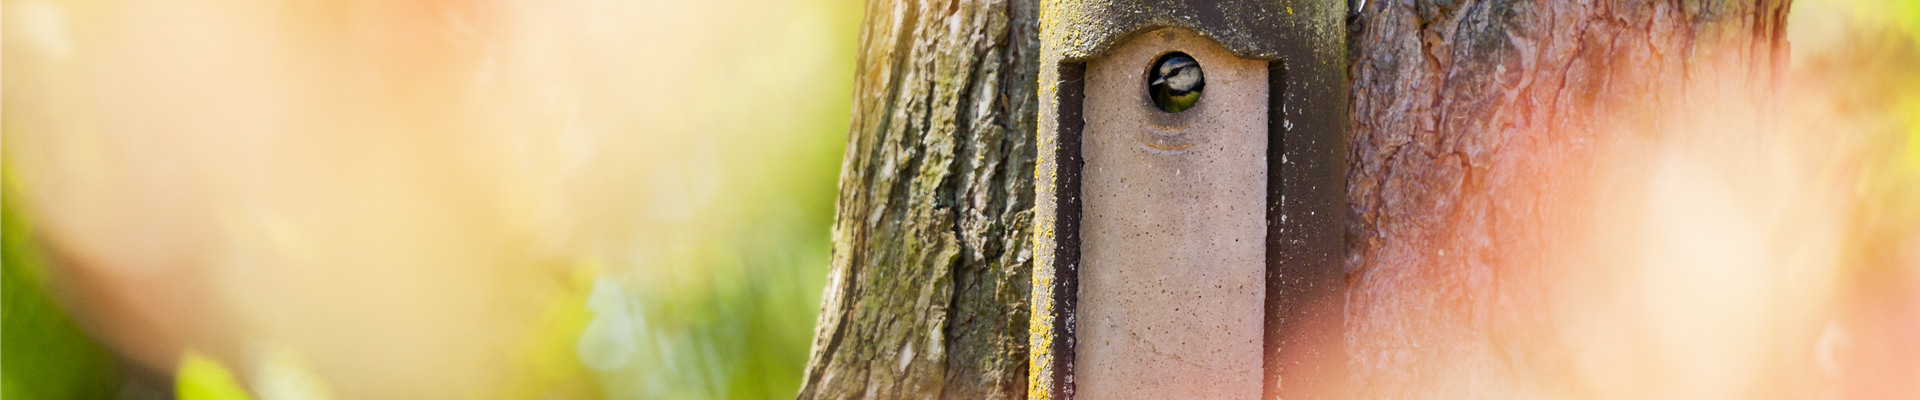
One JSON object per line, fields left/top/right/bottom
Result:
{"left": 1150, "top": 76, "right": 1165, "bottom": 86}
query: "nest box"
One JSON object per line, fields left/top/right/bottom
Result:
{"left": 1029, "top": 1, "right": 1347, "bottom": 398}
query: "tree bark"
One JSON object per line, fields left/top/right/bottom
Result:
{"left": 800, "top": 0, "right": 1790, "bottom": 398}
{"left": 1345, "top": 0, "right": 1788, "bottom": 398}
{"left": 797, "top": 0, "right": 1039, "bottom": 398}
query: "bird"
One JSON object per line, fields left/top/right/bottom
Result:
{"left": 1150, "top": 53, "right": 1205, "bottom": 113}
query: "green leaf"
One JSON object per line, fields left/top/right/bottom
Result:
{"left": 176, "top": 352, "right": 254, "bottom": 400}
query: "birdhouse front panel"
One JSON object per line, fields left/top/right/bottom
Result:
{"left": 1075, "top": 28, "right": 1268, "bottom": 400}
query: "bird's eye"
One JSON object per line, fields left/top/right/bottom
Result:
{"left": 1147, "top": 52, "right": 1204, "bottom": 113}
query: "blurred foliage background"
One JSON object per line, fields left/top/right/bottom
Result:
{"left": 2, "top": 0, "right": 1917, "bottom": 399}
{"left": 4, "top": 0, "right": 858, "bottom": 398}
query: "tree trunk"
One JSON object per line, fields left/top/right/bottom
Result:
{"left": 796, "top": 0, "right": 1040, "bottom": 398}
{"left": 1345, "top": 0, "right": 1789, "bottom": 398}
{"left": 799, "top": 0, "right": 1789, "bottom": 399}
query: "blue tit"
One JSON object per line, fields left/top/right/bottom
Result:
{"left": 1149, "top": 52, "right": 1204, "bottom": 113}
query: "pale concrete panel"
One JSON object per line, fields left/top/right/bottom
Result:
{"left": 1076, "top": 28, "right": 1267, "bottom": 400}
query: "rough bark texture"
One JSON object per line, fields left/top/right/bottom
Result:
{"left": 797, "top": 0, "right": 1040, "bottom": 398}
{"left": 1345, "top": 0, "right": 1789, "bottom": 398}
